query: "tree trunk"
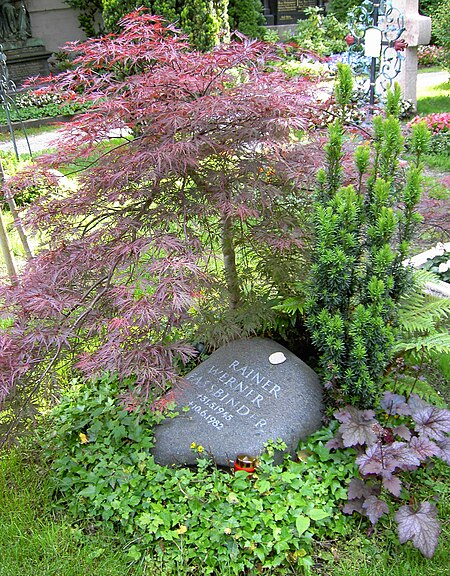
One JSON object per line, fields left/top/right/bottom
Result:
{"left": 221, "top": 213, "right": 240, "bottom": 310}
{"left": 0, "top": 207, "right": 17, "bottom": 284}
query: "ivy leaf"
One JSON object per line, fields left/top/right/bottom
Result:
{"left": 395, "top": 502, "right": 441, "bottom": 558}
{"left": 408, "top": 435, "right": 441, "bottom": 461}
{"left": 295, "top": 515, "right": 311, "bottom": 536}
{"left": 337, "top": 406, "right": 378, "bottom": 447}
{"left": 380, "top": 392, "right": 410, "bottom": 416}
{"left": 413, "top": 406, "right": 450, "bottom": 442}
{"left": 362, "top": 495, "right": 389, "bottom": 525}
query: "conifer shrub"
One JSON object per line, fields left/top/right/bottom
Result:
{"left": 228, "top": 0, "right": 265, "bottom": 38}
{"left": 306, "top": 67, "right": 428, "bottom": 409}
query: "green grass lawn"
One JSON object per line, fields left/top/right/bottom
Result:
{"left": 417, "top": 70, "right": 450, "bottom": 115}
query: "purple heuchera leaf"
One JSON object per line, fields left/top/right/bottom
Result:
{"left": 325, "top": 433, "right": 344, "bottom": 450}
{"left": 407, "top": 393, "right": 429, "bottom": 415}
{"left": 408, "top": 435, "right": 441, "bottom": 461}
{"left": 393, "top": 424, "right": 411, "bottom": 441}
{"left": 437, "top": 437, "right": 450, "bottom": 464}
{"left": 395, "top": 502, "right": 441, "bottom": 558}
{"left": 413, "top": 406, "right": 450, "bottom": 442}
{"left": 343, "top": 499, "right": 365, "bottom": 515}
{"left": 382, "top": 474, "right": 402, "bottom": 497}
{"left": 337, "top": 406, "right": 378, "bottom": 447}
{"left": 362, "top": 495, "right": 389, "bottom": 525}
{"left": 347, "top": 478, "right": 374, "bottom": 501}
{"left": 356, "top": 443, "right": 384, "bottom": 475}
{"left": 383, "top": 442, "right": 421, "bottom": 472}
{"left": 380, "top": 392, "right": 411, "bottom": 416}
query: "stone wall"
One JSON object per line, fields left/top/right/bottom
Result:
{"left": 28, "top": 0, "right": 85, "bottom": 53}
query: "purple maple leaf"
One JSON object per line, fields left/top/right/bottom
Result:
{"left": 380, "top": 392, "right": 410, "bottom": 416}
{"left": 338, "top": 406, "right": 378, "bottom": 447}
{"left": 362, "top": 495, "right": 389, "bottom": 525}
{"left": 408, "top": 436, "right": 441, "bottom": 461}
{"left": 395, "top": 502, "right": 441, "bottom": 558}
{"left": 413, "top": 406, "right": 450, "bottom": 442}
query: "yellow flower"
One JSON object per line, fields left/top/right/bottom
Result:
{"left": 223, "top": 527, "right": 232, "bottom": 534}
{"left": 79, "top": 432, "right": 89, "bottom": 444}
{"left": 190, "top": 442, "right": 197, "bottom": 449}
{"left": 176, "top": 525, "right": 188, "bottom": 535}
{"left": 197, "top": 445, "right": 204, "bottom": 453}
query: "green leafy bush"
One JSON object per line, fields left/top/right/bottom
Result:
{"left": 429, "top": 0, "right": 450, "bottom": 70}
{"left": 326, "top": 0, "right": 360, "bottom": 22}
{"left": 44, "top": 373, "right": 356, "bottom": 574}
{"left": 293, "top": 8, "right": 348, "bottom": 56}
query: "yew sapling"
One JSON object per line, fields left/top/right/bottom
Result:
{"left": 0, "top": 11, "right": 323, "bottom": 442}
{"left": 306, "top": 69, "right": 427, "bottom": 409}
{"left": 327, "top": 391, "right": 450, "bottom": 558}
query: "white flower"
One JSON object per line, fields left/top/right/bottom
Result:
{"left": 438, "top": 261, "right": 450, "bottom": 273}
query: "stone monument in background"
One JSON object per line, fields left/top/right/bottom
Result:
{"left": 0, "top": 0, "right": 50, "bottom": 85}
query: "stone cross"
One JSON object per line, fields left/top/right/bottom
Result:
{"left": 391, "top": 0, "right": 431, "bottom": 108}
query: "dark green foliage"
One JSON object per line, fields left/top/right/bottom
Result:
{"left": 228, "top": 0, "right": 265, "bottom": 38}
{"left": 181, "top": 0, "right": 230, "bottom": 50}
{"left": 293, "top": 7, "right": 348, "bottom": 56}
{"left": 102, "top": 0, "right": 178, "bottom": 32}
{"left": 428, "top": 0, "right": 450, "bottom": 68}
{"left": 326, "top": 0, "right": 360, "bottom": 22}
{"left": 65, "top": 0, "right": 103, "bottom": 36}
{"left": 43, "top": 373, "right": 355, "bottom": 573}
{"left": 306, "top": 73, "right": 427, "bottom": 409}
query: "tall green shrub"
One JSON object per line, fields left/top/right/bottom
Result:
{"left": 228, "top": 0, "right": 265, "bottom": 38}
{"left": 181, "top": 0, "right": 230, "bottom": 50}
{"left": 326, "top": 0, "right": 360, "bottom": 22}
{"left": 306, "top": 67, "right": 427, "bottom": 409}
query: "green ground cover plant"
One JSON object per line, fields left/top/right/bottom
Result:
{"left": 43, "top": 373, "right": 356, "bottom": 574}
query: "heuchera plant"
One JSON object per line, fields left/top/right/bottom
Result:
{"left": 327, "top": 391, "right": 450, "bottom": 558}
{"left": 0, "top": 11, "right": 323, "bottom": 436}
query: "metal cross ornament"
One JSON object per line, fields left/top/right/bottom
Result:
{"left": 345, "top": 0, "right": 407, "bottom": 107}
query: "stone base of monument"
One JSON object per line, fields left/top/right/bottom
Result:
{"left": 3, "top": 39, "right": 51, "bottom": 86}
{"left": 152, "top": 337, "right": 323, "bottom": 467}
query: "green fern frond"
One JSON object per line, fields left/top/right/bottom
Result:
{"left": 395, "top": 268, "right": 450, "bottom": 359}
{"left": 393, "top": 333, "right": 450, "bottom": 355}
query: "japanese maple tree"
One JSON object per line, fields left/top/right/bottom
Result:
{"left": 0, "top": 11, "right": 324, "bottom": 433}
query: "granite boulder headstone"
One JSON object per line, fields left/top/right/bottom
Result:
{"left": 152, "top": 337, "right": 323, "bottom": 466}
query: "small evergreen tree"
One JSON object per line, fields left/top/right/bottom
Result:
{"left": 306, "top": 66, "right": 427, "bottom": 409}
{"left": 181, "top": 0, "right": 230, "bottom": 50}
{"left": 228, "top": 0, "right": 265, "bottom": 38}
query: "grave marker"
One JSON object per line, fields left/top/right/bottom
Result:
{"left": 152, "top": 337, "right": 323, "bottom": 466}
